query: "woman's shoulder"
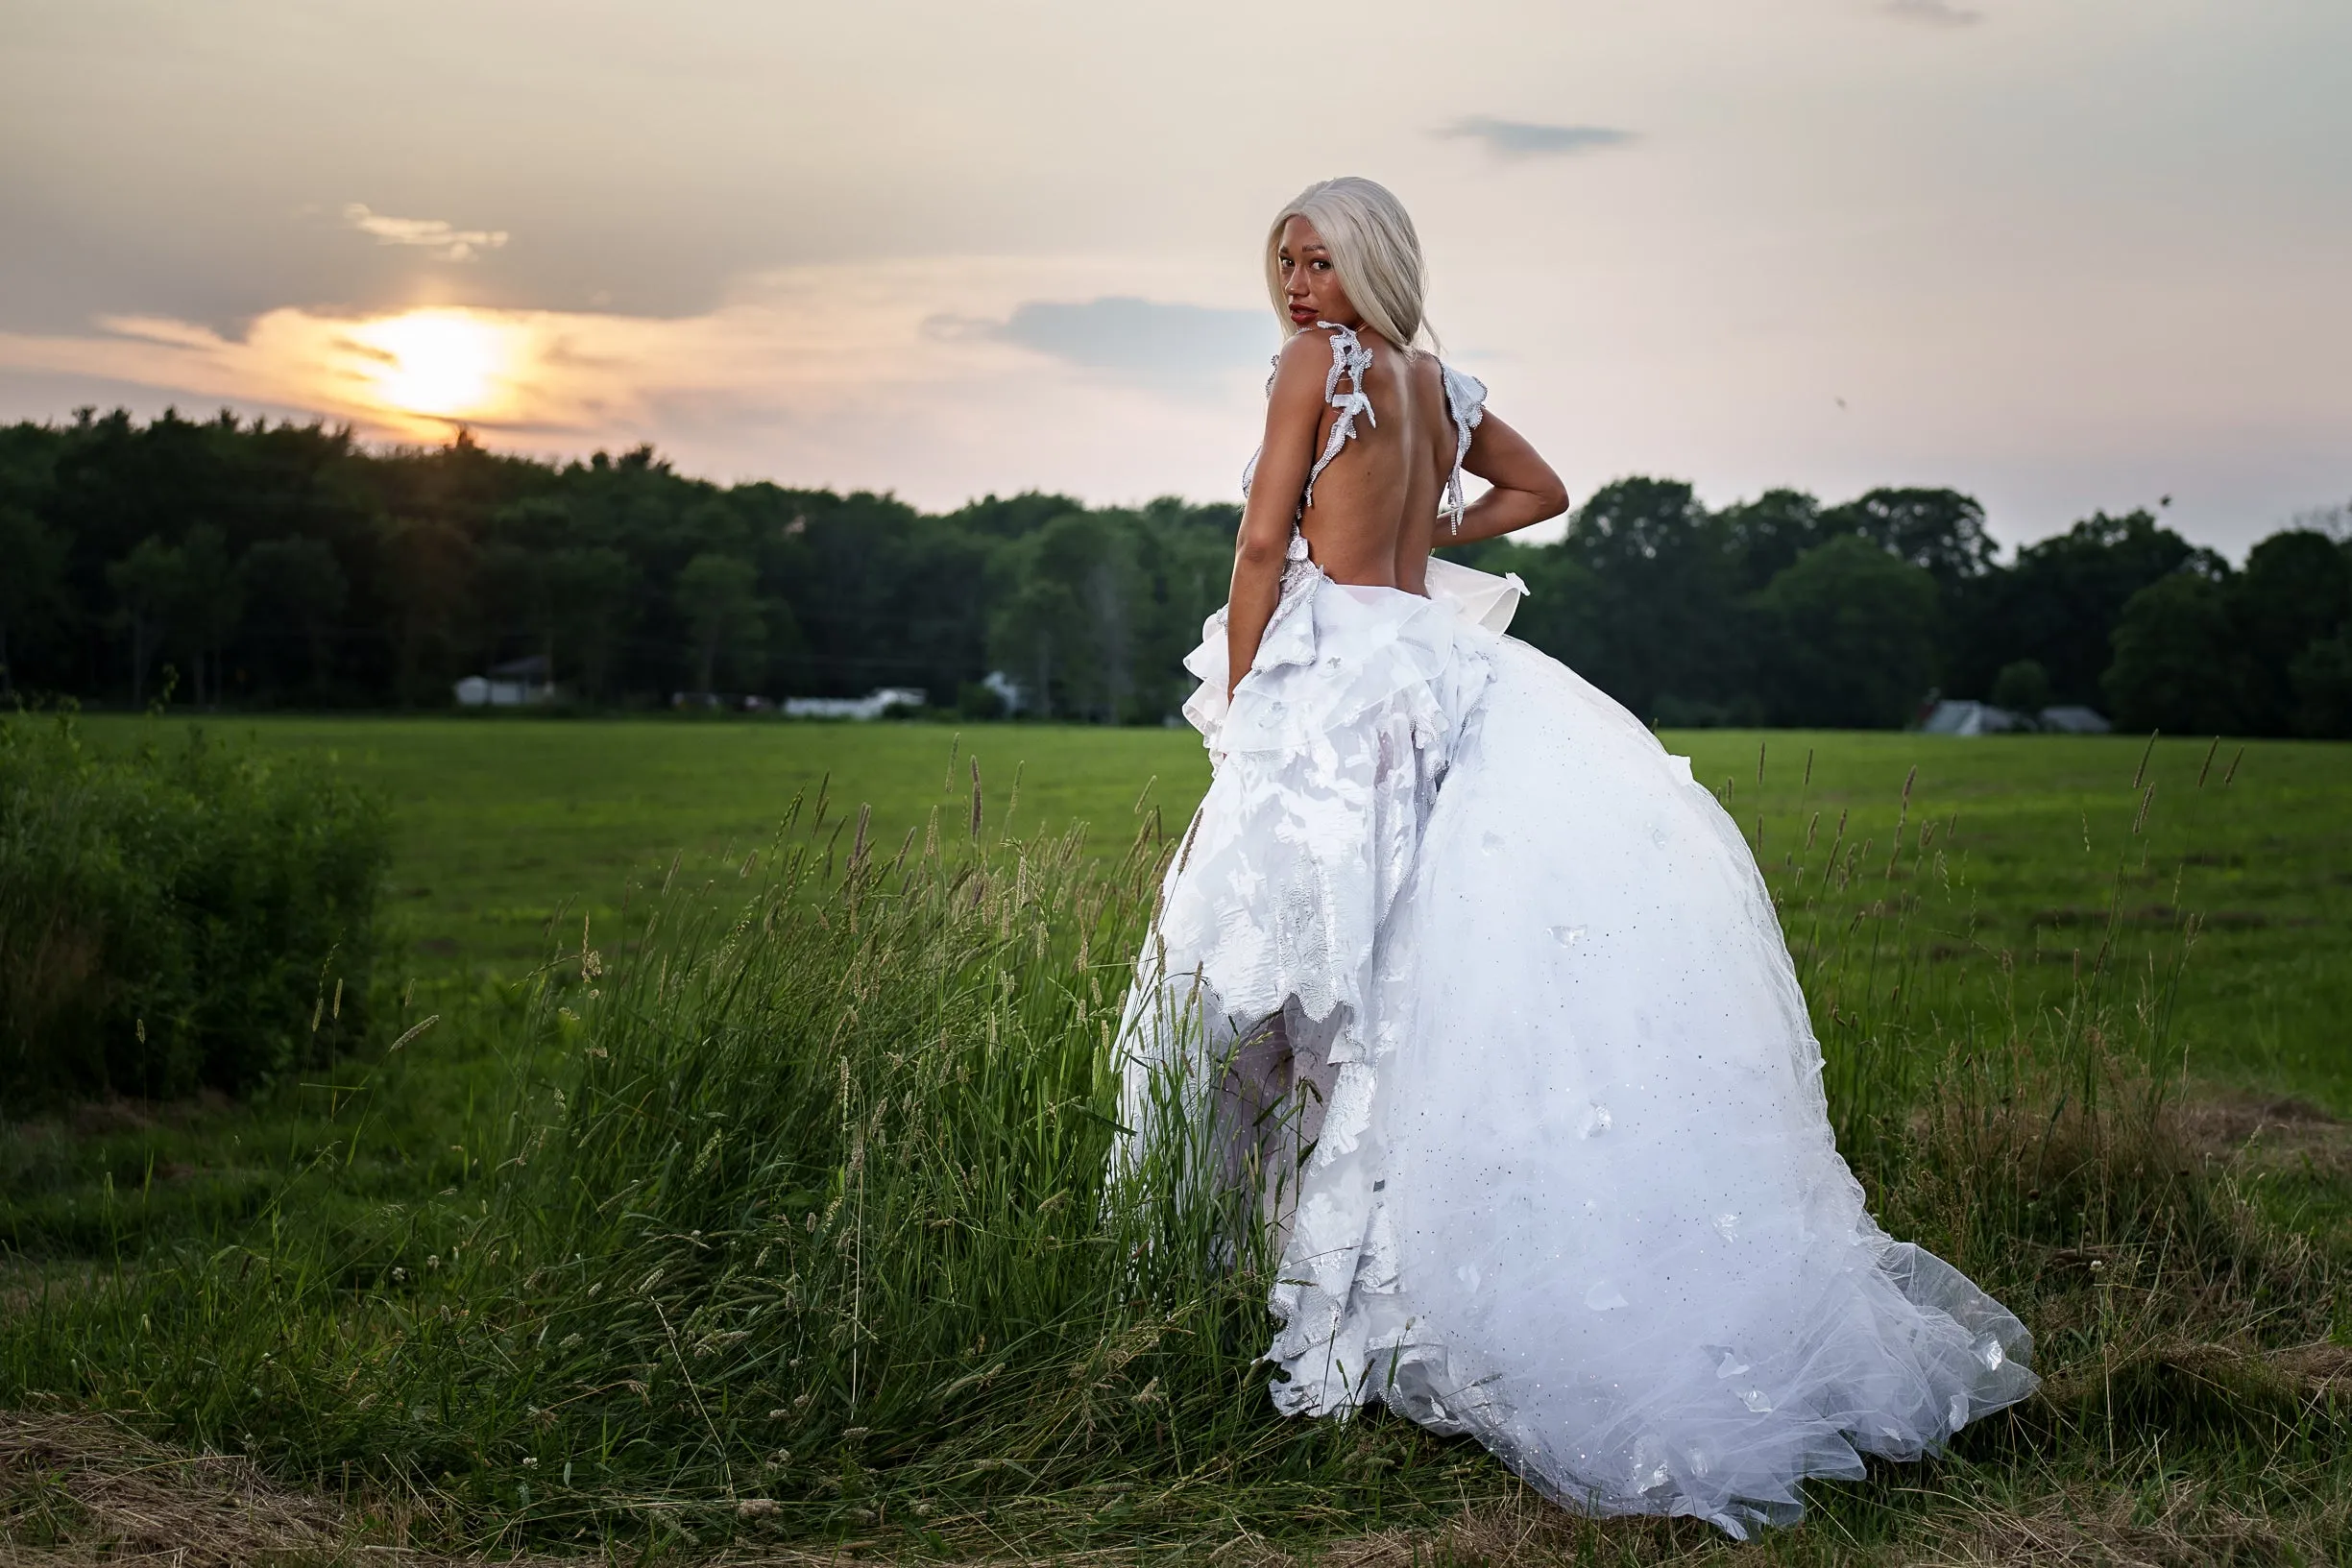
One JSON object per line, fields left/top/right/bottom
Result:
{"left": 1272, "top": 325, "right": 1342, "bottom": 373}
{"left": 1266, "top": 327, "right": 1345, "bottom": 407}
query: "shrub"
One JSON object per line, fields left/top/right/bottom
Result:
{"left": 0, "top": 709, "right": 392, "bottom": 1103}
{"left": 1989, "top": 657, "right": 2052, "bottom": 715}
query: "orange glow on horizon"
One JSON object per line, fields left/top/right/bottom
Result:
{"left": 346, "top": 309, "right": 515, "bottom": 422}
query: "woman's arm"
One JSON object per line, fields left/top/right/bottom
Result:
{"left": 1444, "top": 410, "right": 1569, "bottom": 545}
{"left": 1226, "top": 333, "right": 1331, "bottom": 699}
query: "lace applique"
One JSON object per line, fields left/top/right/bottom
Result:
{"left": 1241, "top": 322, "right": 1379, "bottom": 531}
{"left": 1302, "top": 322, "right": 1376, "bottom": 511}
{"left": 1440, "top": 363, "right": 1488, "bottom": 538}
{"left": 1242, "top": 330, "right": 1487, "bottom": 542}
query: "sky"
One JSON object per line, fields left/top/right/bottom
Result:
{"left": 2, "top": 0, "right": 2347, "bottom": 556}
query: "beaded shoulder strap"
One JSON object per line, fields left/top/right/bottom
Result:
{"left": 1300, "top": 322, "right": 1375, "bottom": 511}
{"left": 1440, "top": 361, "right": 1488, "bottom": 538}
{"left": 1239, "top": 322, "right": 1378, "bottom": 519}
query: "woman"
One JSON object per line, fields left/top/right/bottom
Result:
{"left": 1114, "top": 177, "right": 2036, "bottom": 1538}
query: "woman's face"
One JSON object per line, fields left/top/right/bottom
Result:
{"left": 1276, "top": 215, "right": 1358, "bottom": 331}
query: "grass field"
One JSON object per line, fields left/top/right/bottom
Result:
{"left": 70, "top": 712, "right": 2352, "bottom": 1110}
{"left": 6, "top": 712, "right": 2349, "bottom": 1564}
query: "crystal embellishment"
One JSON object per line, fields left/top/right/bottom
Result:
{"left": 1630, "top": 1436, "right": 1671, "bottom": 1491}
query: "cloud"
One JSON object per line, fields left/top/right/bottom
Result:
{"left": 0, "top": 260, "right": 1271, "bottom": 507}
{"left": 1438, "top": 116, "right": 1635, "bottom": 159}
{"left": 343, "top": 203, "right": 510, "bottom": 262}
{"left": 936, "top": 297, "right": 1273, "bottom": 386}
{"left": 0, "top": 267, "right": 1260, "bottom": 445}
{"left": 1880, "top": 0, "right": 1982, "bottom": 27}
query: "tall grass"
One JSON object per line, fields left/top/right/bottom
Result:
{"left": 6, "top": 790, "right": 1386, "bottom": 1554}
{"left": 4, "top": 748, "right": 2344, "bottom": 1561}
{"left": 0, "top": 707, "right": 392, "bottom": 1104}
{"left": 1764, "top": 746, "right": 2345, "bottom": 1469}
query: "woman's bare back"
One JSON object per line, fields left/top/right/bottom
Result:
{"left": 1295, "top": 326, "right": 1455, "bottom": 592}
{"left": 1217, "top": 199, "right": 1567, "bottom": 702}
{"left": 1224, "top": 316, "right": 1564, "bottom": 701}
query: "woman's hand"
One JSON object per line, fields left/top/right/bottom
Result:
{"left": 1444, "top": 410, "right": 1568, "bottom": 544}
{"left": 1225, "top": 331, "right": 1333, "bottom": 698}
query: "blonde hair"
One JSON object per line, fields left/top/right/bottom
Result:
{"left": 1264, "top": 177, "right": 1436, "bottom": 352}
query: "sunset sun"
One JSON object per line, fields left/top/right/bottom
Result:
{"left": 352, "top": 309, "right": 512, "bottom": 421}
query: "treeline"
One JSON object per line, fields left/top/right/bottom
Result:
{"left": 0, "top": 409, "right": 1239, "bottom": 722}
{"left": 3, "top": 409, "right": 2348, "bottom": 736}
{"left": 1458, "top": 480, "right": 2352, "bottom": 736}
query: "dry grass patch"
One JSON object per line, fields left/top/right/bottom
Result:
{"left": 1902, "top": 1476, "right": 2352, "bottom": 1567}
{"left": 8, "top": 1401, "right": 2349, "bottom": 1567}
{"left": 2, "top": 1406, "right": 352, "bottom": 1565}
{"left": 1308, "top": 1487, "right": 1738, "bottom": 1568}
{"left": 2177, "top": 1092, "right": 2351, "bottom": 1184}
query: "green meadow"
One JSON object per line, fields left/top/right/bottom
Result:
{"left": 70, "top": 712, "right": 2352, "bottom": 1109}
{"left": 120, "top": 717, "right": 1209, "bottom": 970}
{"left": 6, "top": 712, "right": 2349, "bottom": 1564}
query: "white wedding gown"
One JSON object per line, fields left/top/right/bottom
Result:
{"left": 1112, "top": 326, "right": 2037, "bottom": 1538}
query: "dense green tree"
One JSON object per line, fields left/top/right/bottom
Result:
{"left": 989, "top": 571, "right": 1079, "bottom": 720}
{"left": 1718, "top": 488, "right": 1824, "bottom": 593}
{"left": 106, "top": 535, "right": 187, "bottom": 707}
{"left": 980, "top": 503, "right": 1227, "bottom": 723}
{"left": 1555, "top": 478, "right": 1748, "bottom": 725}
{"left": 1822, "top": 487, "right": 1996, "bottom": 588}
{"left": 240, "top": 536, "right": 350, "bottom": 697}
{"left": 475, "top": 541, "right": 550, "bottom": 670}
{"left": 2228, "top": 530, "right": 2351, "bottom": 735}
{"left": 766, "top": 492, "right": 988, "bottom": 702}
{"left": 988, "top": 513, "right": 1141, "bottom": 723}
{"left": 1128, "top": 503, "right": 1236, "bottom": 720}
{"left": 1948, "top": 510, "right": 2207, "bottom": 704}
{"left": 0, "top": 504, "right": 69, "bottom": 695}
{"left": 375, "top": 515, "right": 478, "bottom": 707}
{"left": 675, "top": 553, "right": 765, "bottom": 694}
{"left": 172, "top": 524, "right": 243, "bottom": 707}
{"left": 545, "top": 546, "right": 635, "bottom": 700}
{"left": 1751, "top": 534, "right": 1940, "bottom": 729}
{"left": 2290, "top": 632, "right": 2352, "bottom": 739}
{"left": 2103, "top": 571, "right": 2243, "bottom": 735}
{"left": 946, "top": 491, "right": 1094, "bottom": 541}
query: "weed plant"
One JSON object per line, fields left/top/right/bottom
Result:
{"left": 0, "top": 707, "right": 392, "bottom": 1104}
{"left": 4, "top": 750, "right": 2346, "bottom": 1562}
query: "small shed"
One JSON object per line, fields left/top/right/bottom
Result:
{"left": 782, "top": 687, "right": 927, "bottom": 720}
{"left": 1920, "top": 699, "right": 2024, "bottom": 736}
{"left": 454, "top": 655, "right": 555, "bottom": 708}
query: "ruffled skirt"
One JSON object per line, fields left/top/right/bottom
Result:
{"left": 1113, "top": 563, "right": 2037, "bottom": 1538}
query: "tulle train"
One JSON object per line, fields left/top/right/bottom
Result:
{"left": 1115, "top": 566, "right": 2037, "bottom": 1538}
